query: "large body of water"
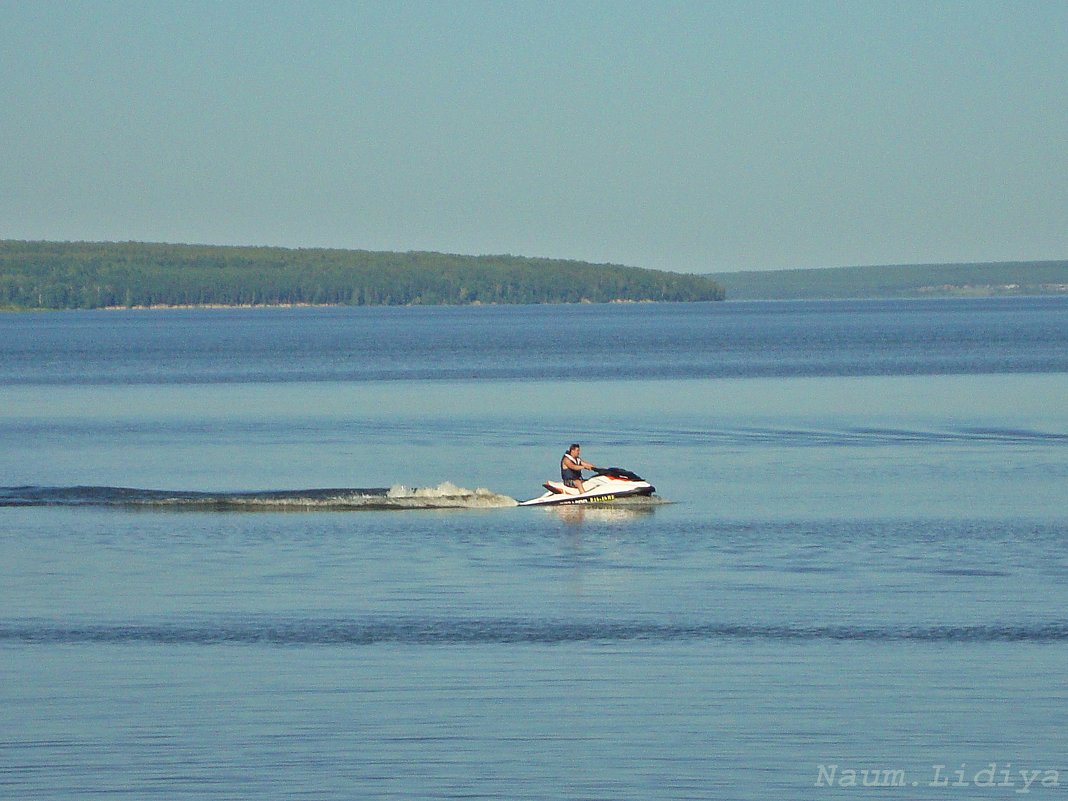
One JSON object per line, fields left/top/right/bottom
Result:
{"left": 2, "top": 298, "right": 1066, "bottom": 799}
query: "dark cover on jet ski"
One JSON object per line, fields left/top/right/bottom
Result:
{"left": 595, "top": 467, "right": 645, "bottom": 481}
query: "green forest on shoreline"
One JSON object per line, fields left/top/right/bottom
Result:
{"left": 0, "top": 241, "right": 724, "bottom": 310}
{"left": 5, "top": 241, "right": 1063, "bottom": 310}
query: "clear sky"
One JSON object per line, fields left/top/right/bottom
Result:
{"left": 2, "top": 1, "right": 1066, "bottom": 272}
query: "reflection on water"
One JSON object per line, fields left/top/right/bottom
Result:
{"left": 547, "top": 499, "right": 665, "bottom": 525}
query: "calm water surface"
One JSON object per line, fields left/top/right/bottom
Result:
{"left": 2, "top": 299, "right": 1066, "bottom": 799}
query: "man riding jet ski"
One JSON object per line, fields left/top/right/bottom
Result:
{"left": 560, "top": 443, "right": 597, "bottom": 493}
{"left": 519, "top": 444, "right": 656, "bottom": 506}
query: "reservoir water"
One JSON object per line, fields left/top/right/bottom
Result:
{"left": 2, "top": 298, "right": 1066, "bottom": 799}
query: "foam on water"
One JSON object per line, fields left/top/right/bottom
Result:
{"left": 386, "top": 481, "right": 519, "bottom": 508}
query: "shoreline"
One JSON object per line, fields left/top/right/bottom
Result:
{"left": 4, "top": 294, "right": 1066, "bottom": 313}
{"left": 4, "top": 298, "right": 667, "bottom": 312}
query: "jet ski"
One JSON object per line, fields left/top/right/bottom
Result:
{"left": 519, "top": 467, "right": 656, "bottom": 507}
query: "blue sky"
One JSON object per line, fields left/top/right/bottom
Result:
{"left": 2, "top": 0, "right": 1066, "bottom": 272}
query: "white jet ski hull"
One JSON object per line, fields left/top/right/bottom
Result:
{"left": 519, "top": 470, "right": 655, "bottom": 507}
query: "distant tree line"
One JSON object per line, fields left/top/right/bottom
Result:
{"left": 707, "top": 261, "right": 1068, "bottom": 300}
{"left": 0, "top": 241, "right": 725, "bottom": 310}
